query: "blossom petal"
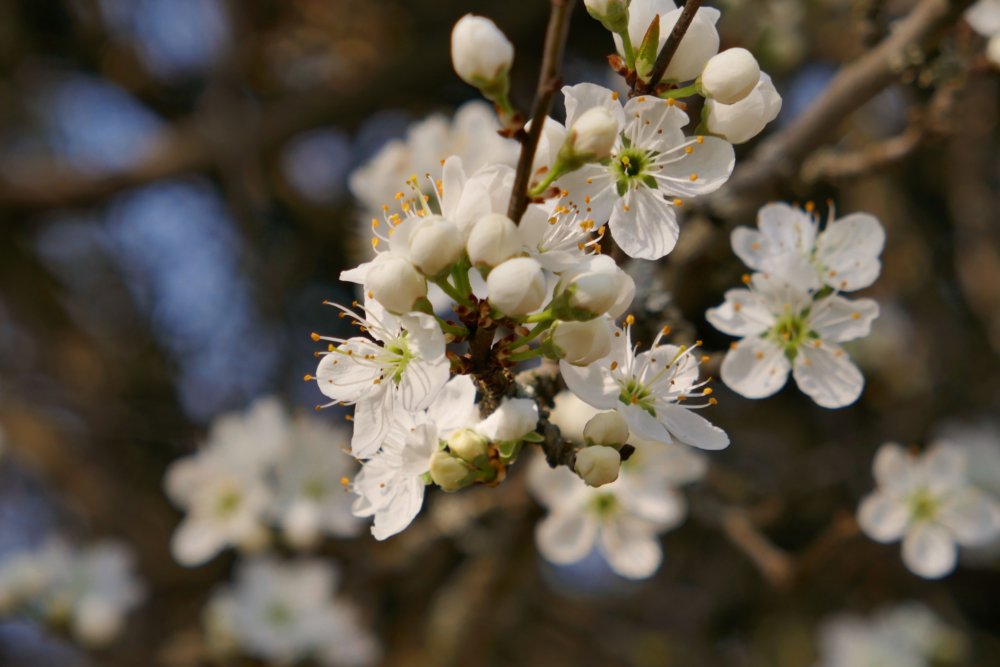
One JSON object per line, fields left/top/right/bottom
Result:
{"left": 653, "top": 136, "right": 735, "bottom": 197}
{"left": 527, "top": 455, "right": 592, "bottom": 510}
{"left": 720, "top": 337, "right": 790, "bottom": 399}
{"left": 560, "top": 360, "right": 620, "bottom": 410}
{"left": 706, "top": 288, "right": 773, "bottom": 337}
{"left": 940, "top": 488, "right": 1000, "bottom": 547}
{"left": 872, "top": 442, "right": 918, "bottom": 494}
{"left": 598, "top": 515, "right": 663, "bottom": 579}
{"left": 618, "top": 403, "right": 672, "bottom": 447}
{"left": 792, "top": 342, "right": 864, "bottom": 409}
{"left": 609, "top": 187, "right": 679, "bottom": 260}
{"left": 171, "top": 519, "right": 229, "bottom": 566}
{"left": 809, "top": 296, "right": 879, "bottom": 343}
{"left": 758, "top": 202, "right": 817, "bottom": 254}
{"left": 350, "top": 394, "right": 394, "bottom": 459}
{"left": 536, "top": 511, "right": 599, "bottom": 565}
{"left": 426, "top": 375, "right": 479, "bottom": 435}
{"left": 921, "top": 442, "right": 968, "bottom": 495}
{"left": 817, "top": 213, "right": 885, "bottom": 291}
{"left": 901, "top": 523, "right": 957, "bottom": 579}
{"left": 857, "top": 492, "right": 909, "bottom": 543}
{"left": 562, "top": 82, "right": 626, "bottom": 130}
{"left": 655, "top": 403, "right": 730, "bottom": 450}
{"left": 371, "top": 477, "right": 425, "bottom": 541}
{"left": 315, "top": 340, "right": 383, "bottom": 404}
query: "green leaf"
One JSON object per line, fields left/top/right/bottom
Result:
{"left": 635, "top": 15, "right": 660, "bottom": 82}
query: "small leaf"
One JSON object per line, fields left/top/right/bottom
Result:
{"left": 635, "top": 15, "right": 660, "bottom": 82}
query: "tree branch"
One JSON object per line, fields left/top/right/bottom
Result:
{"left": 711, "top": 0, "right": 977, "bottom": 219}
{"left": 507, "top": 0, "right": 577, "bottom": 223}
{"left": 634, "top": 0, "right": 702, "bottom": 96}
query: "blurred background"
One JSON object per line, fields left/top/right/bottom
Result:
{"left": 0, "top": 0, "right": 999, "bottom": 665}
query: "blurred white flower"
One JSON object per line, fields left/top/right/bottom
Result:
{"left": 704, "top": 72, "right": 782, "bottom": 144}
{"left": 205, "top": 556, "right": 378, "bottom": 667}
{"left": 165, "top": 398, "right": 286, "bottom": 566}
{"left": 731, "top": 203, "right": 885, "bottom": 292}
{"left": 528, "top": 442, "right": 706, "bottom": 579}
{"left": 816, "top": 602, "right": 964, "bottom": 667}
{"left": 0, "top": 539, "right": 144, "bottom": 648}
{"left": 857, "top": 442, "right": 1000, "bottom": 579}
{"left": 269, "top": 414, "right": 363, "bottom": 549}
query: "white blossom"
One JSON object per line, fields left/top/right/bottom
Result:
{"left": 583, "top": 410, "right": 630, "bottom": 447}
{"left": 555, "top": 253, "right": 635, "bottom": 320}
{"left": 476, "top": 396, "right": 540, "bottom": 443}
{"left": 407, "top": 215, "right": 464, "bottom": 276}
{"left": 564, "top": 106, "right": 620, "bottom": 162}
{"left": 467, "top": 212, "right": 523, "bottom": 267}
{"left": 357, "top": 251, "right": 427, "bottom": 313}
{"left": 268, "top": 414, "right": 364, "bottom": 549}
{"left": 706, "top": 271, "right": 879, "bottom": 409}
{"left": 857, "top": 442, "right": 1000, "bottom": 579}
{"left": 549, "top": 317, "right": 614, "bottom": 366}
{"left": 165, "top": 398, "right": 286, "bottom": 566}
{"left": 528, "top": 441, "right": 706, "bottom": 578}
{"left": 204, "top": 557, "right": 378, "bottom": 667}
{"left": 557, "top": 83, "right": 735, "bottom": 260}
{"left": 704, "top": 72, "right": 782, "bottom": 144}
{"left": 816, "top": 603, "right": 963, "bottom": 667}
{"left": 485, "top": 256, "right": 548, "bottom": 316}
{"left": 561, "top": 319, "right": 729, "bottom": 450}
{"left": 575, "top": 445, "right": 622, "bottom": 487}
{"left": 314, "top": 297, "right": 449, "bottom": 458}
{"left": 350, "top": 375, "right": 478, "bottom": 540}
{"left": 731, "top": 202, "right": 885, "bottom": 292}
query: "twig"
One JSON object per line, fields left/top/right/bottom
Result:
{"left": 720, "top": 507, "right": 795, "bottom": 589}
{"left": 711, "top": 0, "right": 977, "bottom": 219}
{"left": 801, "top": 125, "right": 925, "bottom": 182}
{"left": 507, "top": 0, "right": 577, "bottom": 224}
{"left": 633, "top": 0, "right": 702, "bottom": 96}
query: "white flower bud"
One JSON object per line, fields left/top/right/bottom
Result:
{"left": 447, "top": 428, "right": 489, "bottom": 462}
{"left": 467, "top": 213, "right": 522, "bottom": 267}
{"left": 705, "top": 73, "right": 782, "bottom": 144}
{"left": 429, "top": 450, "right": 473, "bottom": 492}
{"left": 660, "top": 8, "right": 720, "bottom": 83}
{"left": 583, "top": 411, "right": 629, "bottom": 447}
{"left": 701, "top": 48, "right": 760, "bottom": 105}
{"left": 451, "top": 15, "right": 514, "bottom": 87}
{"left": 73, "top": 597, "right": 123, "bottom": 647}
{"left": 566, "top": 107, "right": 619, "bottom": 162}
{"left": 477, "top": 397, "right": 539, "bottom": 442}
{"left": 575, "top": 445, "right": 621, "bottom": 487}
{"left": 989, "top": 34, "right": 1000, "bottom": 68}
{"left": 486, "top": 257, "right": 547, "bottom": 316}
{"left": 408, "top": 215, "right": 464, "bottom": 276}
{"left": 550, "top": 319, "right": 612, "bottom": 366}
{"left": 366, "top": 252, "right": 427, "bottom": 313}
{"left": 568, "top": 271, "right": 627, "bottom": 318}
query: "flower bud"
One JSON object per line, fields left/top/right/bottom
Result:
{"left": 486, "top": 257, "right": 547, "bottom": 316}
{"left": 447, "top": 428, "right": 489, "bottom": 462}
{"left": 575, "top": 445, "right": 621, "bottom": 487}
{"left": 283, "top": 501, "right": 321, "bottom": 550}
{"left": 366, "top": 252, "right": 427, "bottom": 313}
{"left": 583, "top": 411, "right": 629, "bottom": 447}
{"left": 467, "top": 213, "right": 522, "bottom": 267}
{"left": 408, "top": 215, "right": 464, "bottom": 276}
{"left": 451, "top": 15, "right": 514, "bottom": 88}
{"left": 568, "top": 271, "right": 626, "bottom": 318}
{"left": 701, "top": 48, "right": 760, "bottom": 105}
{"left": 705, "top": 73, "right": 782, "bottom": 144}
{"left": 429, "top": 450, "right": 473, "bottom": 492}
{"left": 989, "top": 34, "right": 1000, "bottom": 68}
{"left": 660, "top": 8, "right": 720, "bottom": 83}
{"left": 584, "top": 0, "right": 629, "bottom": 34}
{"left": 550, "top": 319, "right": 612, "bottom": 366}
{"left": 477, "top": 398, "right": 539, "bottom": 442}
{"left": 564, "top": 107, "right": 619, "bottom": 162}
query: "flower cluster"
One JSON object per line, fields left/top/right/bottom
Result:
{"left": 857, "top": 439, "right": 1000, "bottom": 579}
{"left": 204, "top": 556, "right": 379, "bottom": 667}
{"left": 0, "top": 539, "right": 145, "bottom": 648}
{"left": 816, "top": 602, "right": 964, "bottom": 667}
{"left": 707, "top": 203, "right": 885, "bottom": 408}
{"left": 164, "top": 397, "right": 362, "bottom": 566}
{"left": 309, "top": 0, "right": 801, "bottom": 549}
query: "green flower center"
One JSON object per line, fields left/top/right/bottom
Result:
{"left": 302, "top": 478, "right": 326, "bottom": 501}
{"left": 267, "top": 602, "right": 293, "bottom": 627}
{"left": 612, "top": 147, "right": 656, "bottom": 196}
{"left": 385, "top": 335, "right": 415, "bottom": 384}
{"left": 909, "top": 490, "right": 939, "bottom": 522}
{"left": 767, "top": 309, "right": 817, "bottom": 361}
{"left": 590, "top": 493, "right": 618, "bottom": 517}
{"left": 215, "top": 488, "right": 243, "bottom": 517}
{"left": 619, "top": 378, "right": 655, "bottom": 414}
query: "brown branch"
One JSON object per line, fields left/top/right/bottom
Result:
{"left": 507, "top": 0, "right": 577, "bottom": 224}
{"left": 800, "top": 125, "right": 925, "bottom": 182}
{"left": 711, "top": 0, "right": 977, "bottom": 219}
{"left": 633, "top": 0, "right": 702, "bottom": 96}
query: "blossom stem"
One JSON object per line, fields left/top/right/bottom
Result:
{"left": 524, "top": 309, "right": 556, "bottom": 324}
{"left": 659, "top": 83, "right": 701, "bottom": 100}
{"left": 451, "top": 261, "right": 474, "bottom": 301}
{"left": 633, "top": 0, "right": 702, "bottom": 96}
{"left": 436, "top": 317, "right": 470, "bottom": 339}
{"left": 620, "top": 30, "right": 636, "bottom": 71}
{"left": 507, "top": 346, "right": 547, "bottom": 362}
{"left": 507, "top": 0, "right": 578, "bottom": 223}
{"left": 508, "top": 319, "right": 554, "bottom": 351}
{"left": 434, "top": 277, "right": 475, "bottom": 308}
{"left": 527, "top": 167, "right": 563, "bottom": 198}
